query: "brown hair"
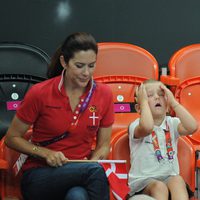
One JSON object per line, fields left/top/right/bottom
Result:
{"left": 47, "top": 32, "right": 98, "bottom": 78}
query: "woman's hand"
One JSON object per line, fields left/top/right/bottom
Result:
{"left": 45, "top": 149, "right": 68, "bottom": 167}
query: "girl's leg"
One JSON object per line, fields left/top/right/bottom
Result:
{"left": 167, "top": 175, "right": 189, "bottom": 200}
{"left": 128, "top": 194, "right": 156, "bottom": 200}
{"left": 143, "top": 180, "right": 169, "bottom": 200}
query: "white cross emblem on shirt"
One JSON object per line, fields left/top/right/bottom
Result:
{"left": 89, "top": 112, "right": 99, "bottom": 126}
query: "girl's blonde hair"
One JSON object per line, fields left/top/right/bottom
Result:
{"left": 134, "top": 79, "right": 162, "bottom": 103}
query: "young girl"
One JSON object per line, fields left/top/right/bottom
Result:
{"left": 128, "top": 79, "right": 197, "bottom": 200}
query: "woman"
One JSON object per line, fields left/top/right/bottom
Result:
{"left": 5, "top": 32, "right": 114, "bottom": 200}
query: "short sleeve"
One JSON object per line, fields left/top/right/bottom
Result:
{"left": 16, "top": 85, "right": 42, "bottom": 124}
{"left": 128, "top": 118, "right": 140, "bottom": 140}
{"left": 172, "top": 117, "right": 181, "bottom": 138}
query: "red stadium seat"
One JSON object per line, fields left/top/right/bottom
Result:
{"left": 161, "top": 43, "right": 200, "bottom": 87}
{"left": 159, "top": 45, "right": 200, "bottom": 198}
{"left": 110, "top": 130, "right": 200, "bottom": 200}
{"left": 95, "top": 42, "right": 159, "bottom": 79}
{"left": 175, "top": 76, "right": 200, "bottom": 198}
{"left": 94, "top": 42, "right": 159, "bottom": 141}
{"left": 169, "top": 44, "right": 200, "bottom": 82}
{"left": 95, "top": 75, "right": 146, "bottom": 139}
{"left": 174, "top": 77, "right": 200, "bottom": 137}
{"left": 110, "top": 130, "right": 130, "bottom": 169}
{"left": 0, "top": 130, "right": 32, "bottom": 200}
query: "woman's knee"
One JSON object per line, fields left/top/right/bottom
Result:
{"left": 87, "top": 163, "right": 107, "bottom": 179}
{"left": 65, "top": 186, "right": 89, "bottom": 200}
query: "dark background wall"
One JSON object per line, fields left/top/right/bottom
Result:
{"left": 1, "top": 0, "right": 200, "bottom": 67}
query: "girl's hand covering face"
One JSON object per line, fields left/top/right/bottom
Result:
{"left": 136, "top": 84, "right": 148, "bottom": 104}
{"left": 159, "top": 84, "right": 175, "bottom": 107}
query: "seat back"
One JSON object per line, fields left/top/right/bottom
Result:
{"left": 174, "top": 76, "right": 200, "bottom": 142}
{"left": 0, "top": 42, "right": 50, "bottom": 139}
{"left": 0, "top": 42, "right": 50, "bottom": 77}
{"left": 168, "top": 44, "right": 200, "bottom": 83}
{"left": 177, "top": 136, "right": 196, "bottom": 192}
{"left": 0, "top": 131, "right": 32, "bottom": 200}
{"left": 110, "top": 130, "right": 130, "bottom": 170}
{"left": 95, "top": 75, "right": 146, "bottom": 138}
{"left": 94, "top": 42, "right": 159, "bottom": 141}
{"left": 0, "top": 75, "right": 46, "bottom": 140}
{"left": 95, "top": 42, "right": 159, "bottom": 79}
{"left": 110, "top": 131, "right": 197, "bottom": 194}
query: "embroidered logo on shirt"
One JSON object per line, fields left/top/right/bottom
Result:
{"left": 89, "top": 105, "right": 97, "bottom": 112}
{"left": 87, "top": 105, "right": 99, "bottom": 131}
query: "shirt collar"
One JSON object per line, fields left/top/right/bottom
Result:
{"left": 154, "top": 116, "right": 168, "bottom": 131}
{"left": 58, "top": 69, "right": 65, "bottom": 92}
{"left": 57, "top": 69, "right": 93, "bottom": 97}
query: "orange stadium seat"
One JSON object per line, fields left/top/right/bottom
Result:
{"left": 2, "top": 124, "right": 198, "bottom": 200}
{"left": 169, "top": 44, "right": 200, "bottom": 82}
{"left": 174, "top": 77, "right": 200, "bottom": 137}
{"left": 94, "top": 42, "right": 159, "bottom": 141}
{"left": 95, "top": 42, "right": 159, "bottom": 79}
{"left": 110, "top": 130, "right": 199, "bottom": 200}
{"left": 95, "top": 75, "right": 147, "bottom": 138}
{"left": 166, "top": 76, "right": 200, "bottom": 198}
{"left": 174, "top": 76, "right": 200, "bottom": 199}
{"left": 161, "top": 43, "right": 200, "bottom": 86}
{"left": 95, "top": 44, "right": 160, "bottom": 199}
{"left": 159, "top": 45, "right": 200, "bottom": 199}
{"left": 0, "top": 131, "right": 32, "bottom": 200}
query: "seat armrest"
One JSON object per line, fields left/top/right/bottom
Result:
{"left": 0, "top": 159, "right": 8, "bottom": 169}
{"left": 160, "top": 75, "right": 180, "bottom": 86}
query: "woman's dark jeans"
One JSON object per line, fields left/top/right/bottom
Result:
{"left": 21, "top": 162, "right": 109, "bottom": 200}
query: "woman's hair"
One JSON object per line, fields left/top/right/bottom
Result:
{"left": 47, "top": 32, "right": 98, "bottom": 78}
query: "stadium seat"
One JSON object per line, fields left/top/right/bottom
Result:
{"left": 0, "top": 75, "right": 46, "bottom": 140}
{"left": 1, "top": 130, "right": 198, "bottom": 200}
{"left": 0, "top": 43, "right": 50, "bottom": 199}
{"left": 95, "top": 75, "right": 147, "bottom": 138}
{"left": 159, "top": 46, "right": 200, "bottom": 199}
{"left": 174, "top": 76, "right": 200, "bottom": 136}
{"left": 0, "top": 42, "right": 50, "bottom": 139}
{"left": 0, "top": 131, "right": 32, "bottom": 200}
{"left": 95, "top": 42, "right": 159, "bottom": 79}
{"left": 110, "top": 130, "right": 200, "bottom": 200}
{"left": 161, "top": 43, "right": 200, "bottom": 86}
{"left": 94, "top": 42, "right": 159, "bottom": 141}
{"left": 0, "top": 42, "right": 50, "bottom": 77}
{"left": 0, "top": 42, "right": 160, "bottom": 200}
{"left": 174, "top": 76, "right": 200, "bottom": 198}
{"left": 169, "top": 44, "right": 200, "bottom": 82}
